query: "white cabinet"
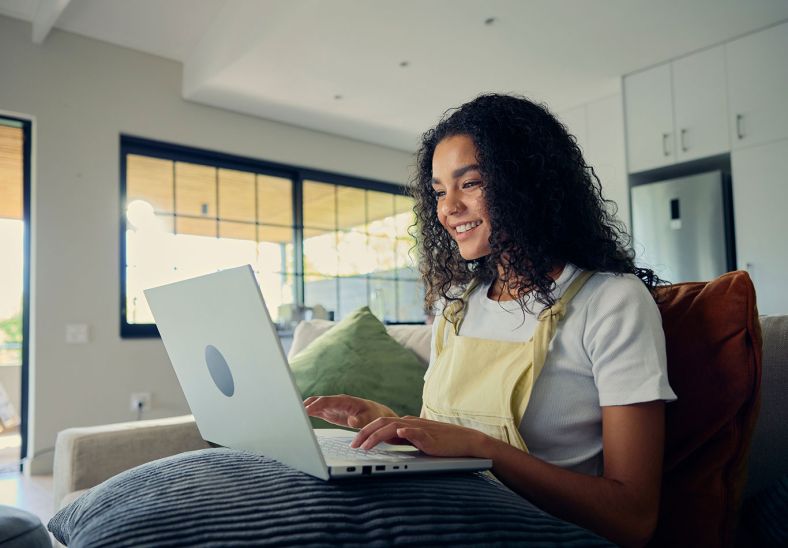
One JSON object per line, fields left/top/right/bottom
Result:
{"left": 726, "top": 21, "right": 788, "bottom": 150}
{"left": 672, "top": 46, "right": 729, "bottom": 163}
{"left": 624, "top": 64, "right": 674, "bottom": 173}
{"left": 731, "top": 138, "right": 788, "bottom": 315}
{"left": 624, "top": 45, "right": 729, "bottom": 173}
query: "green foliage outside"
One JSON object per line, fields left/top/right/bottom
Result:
{"left": 0, "top": 310, "right": 22, "bottom": 344}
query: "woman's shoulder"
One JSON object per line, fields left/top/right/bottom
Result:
{"left": 568, "top": 269, "right": 660, "bottom": 325}
{"left": 582, "top": 270, "right": 655, "bottom": 302}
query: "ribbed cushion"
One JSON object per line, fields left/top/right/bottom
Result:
{"left": 0, "top": 504, "right": 51, "bottom": 548}
{"left": 48, "top": 448, "right": 613, "bottom": 547}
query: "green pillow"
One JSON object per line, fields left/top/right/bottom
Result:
{"left": 290, "top": 307, "right": 425, "bottom": 429}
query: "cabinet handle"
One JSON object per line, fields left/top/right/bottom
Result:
{"left": 680, "top": 128, "right": 688, "bottom": 152}
{"left": 662, "top": 133, "right": 671, "bottom": 157}
{"left": 736, "top": 114, "right": 744, "bottom": 140}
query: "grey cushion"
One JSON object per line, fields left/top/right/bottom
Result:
{"left": 741, "top": 474, "right": 788, "bottom": 545}
{"left": 49, "top": 448, "right": 613, "bottom": 547}
{"left": 746, "top": 315, "right": 788, "bottom": 497}
{"left": 0, "top": 504, "right": 51, "bottom": 547}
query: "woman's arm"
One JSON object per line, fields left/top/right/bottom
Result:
{"left": 352, "top": 400, "right": 665, "bottom": 547}
{"left": 484, "top": 401, "right": 664, "bottom": 547}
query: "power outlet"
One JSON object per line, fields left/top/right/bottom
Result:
{"left": 130, "top": 392, "right": 152, "bottom": 413}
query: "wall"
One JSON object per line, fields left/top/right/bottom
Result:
{"left": 0, "top": 15, "right": 414, "bottom": 473}
{"left": 558, "top": 94, "right": 630, "bottom": 232}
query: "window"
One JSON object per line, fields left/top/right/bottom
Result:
{"left": 121, "top": 136, "right": 423, "bottom": 337}
{"left": 301, "top": 181, "right": 422, "bottom": 322}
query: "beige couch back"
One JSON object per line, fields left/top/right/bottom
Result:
{"left": 288, "top": 319, "right": 432, "bottom": 367}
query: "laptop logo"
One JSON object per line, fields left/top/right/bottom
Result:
{"left": 204, "top": 345, "right": 235, "bottom": 397}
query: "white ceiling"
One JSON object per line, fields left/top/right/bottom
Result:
{"left": 2, "top": 0, "right": 788, "bottom": 151}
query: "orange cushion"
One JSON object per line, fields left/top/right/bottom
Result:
{"left": 651, "top": 271, "right": 762, "bottom": 546}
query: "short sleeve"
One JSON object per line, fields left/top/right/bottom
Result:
{"left": 582, "top": 275, "right": 677, "bottom": 406}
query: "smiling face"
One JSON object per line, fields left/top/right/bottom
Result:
{"left": 431, "top": 134, "right": 492, "bottom": 260}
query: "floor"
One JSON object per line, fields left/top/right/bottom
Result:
{"left": 0, "top": 471, "right": 55, "bottom": 524}
{"left": 0, "top": 430, "right": 56, "bottom": 544}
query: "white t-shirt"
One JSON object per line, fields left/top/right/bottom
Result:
{"left": 428, "top": 264, "right": 677, "bottom": 476}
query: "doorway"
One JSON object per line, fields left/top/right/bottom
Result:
{"left": 0, "top": 116, "right": 31, "bottom": 473}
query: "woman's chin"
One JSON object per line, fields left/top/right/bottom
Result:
{"left": 458, "top": 248, "right": 490, "bottom": 261}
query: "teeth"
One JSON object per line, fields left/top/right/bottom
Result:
{"left": 456, "top": 221, "right": 481, "bottom": 233}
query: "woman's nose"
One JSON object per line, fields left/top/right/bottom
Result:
{"left": 440, "top": 191, "right": 462, "bottom": 216}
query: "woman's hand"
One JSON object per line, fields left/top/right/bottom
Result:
{"left": 351, "top": 416, "right": 492, "bottom": 458}
{"left": 303, "top": 395, "right": 397, "bottom": 429}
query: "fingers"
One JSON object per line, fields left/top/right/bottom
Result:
{"left": 355, "top": 421, "right": 405, "bottom": 450}
{"left": 396, "top": 427, "right": 430, "bottom": 451}
{"left": 352, "top": 416, "right": 427, "bottom": 449}
{"left": 303, "top": 395, "right": 344, "bottom": 414}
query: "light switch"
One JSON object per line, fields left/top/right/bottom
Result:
{"left": 66, "top": 323, "right": 89, "bottom": 344}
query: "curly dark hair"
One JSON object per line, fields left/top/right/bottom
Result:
{"left": 409, "top": 93, "right": 663, "bottom": 319}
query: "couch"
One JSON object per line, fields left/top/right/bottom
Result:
{"left": 50, "top": 306, "right": 786, "bottom": 546}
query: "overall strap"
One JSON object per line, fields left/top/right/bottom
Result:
{"left": 435, "top": 270, "right": 596, "bottom": 356}
{"left": 512, "top": 270, "right": 596, "bottom": 422}
{"left": 537, "top": 270, "right": 596, "bottom": 321}
{"left": 435, "top": 278, "right": 481, "bottom": 356}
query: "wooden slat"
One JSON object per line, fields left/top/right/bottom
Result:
{"left": 175, "top": 162, "right": 216, "bottom": 217}
{"left": 395, "top": 194, "right": 414, "bottom": 215}
{"left": 176, "top": 217, "right": 216, "bottom": 237}
{"left": 126, "top": 154, "right": 174, "bottom": 213}
{"left": 368, "top": 191, "right": 395, "bottom": 223}
{"left": 303, "top": 180, "right": 335, "bottom": 229}
{"left": 367, "top": 190, "right": 396, "bottom": 237}
{"left": 394, "top": 195, "right": 415, "bottom": 235}
{"left": 219, "top": 220, "right": 255, "bottom": 241}
{"left": 0, "top": 126, "right": 23, "bottom": 220}
{"left": 219, "top": 168, "right": 255, "bottom": 222}
{"left": 337, "top": 186, "right": 366, "bottom": 230}
{"left": 257, "top": 175, "right": 292, "bottom": 226}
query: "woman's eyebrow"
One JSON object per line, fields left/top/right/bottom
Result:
{"left": 431, "top": 163, "right": 481, "bottom": 185}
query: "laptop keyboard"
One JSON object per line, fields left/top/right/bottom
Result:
{"left": 318, "top": 437, "right": 418, "bottom": 461}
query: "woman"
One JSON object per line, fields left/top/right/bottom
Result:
{"left": 304, "top": 94, "right": 676, "bottom": 546}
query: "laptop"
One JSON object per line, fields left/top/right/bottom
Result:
{"left": 144, "top": 265, "right": 492, "bottom": 480}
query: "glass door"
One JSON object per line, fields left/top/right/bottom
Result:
{"left": 0, "top": 117, "right": 30, "bottom": 472}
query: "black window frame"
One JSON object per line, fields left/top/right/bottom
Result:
{"left": 119, "top": 135, "right": 414, "bottom": 338}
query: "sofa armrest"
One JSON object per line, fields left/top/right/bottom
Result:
{"left": 53, "top": 415, "right": 209, "bottom": 509}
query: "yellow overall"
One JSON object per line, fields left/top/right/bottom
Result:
{"left": 422, "top": 271, "right": 595, "bottom": 452}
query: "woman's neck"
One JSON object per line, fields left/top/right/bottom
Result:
{"left": 487, "top": 264, "right": 566, "bottom": 301}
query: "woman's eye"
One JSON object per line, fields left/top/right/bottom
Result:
{"left": 462, "top": 180, "right": 481, "bottom": 189}
{"left": 433, "top": 189, "right": 445, "bottom": 199}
